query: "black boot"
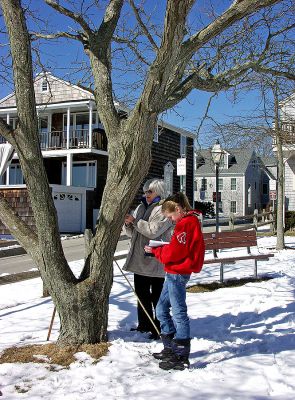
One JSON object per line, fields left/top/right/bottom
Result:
{"left": 159, "top": 339, "right": 190, "bottom": 370}
{"left": 152, "top": 333, "right": 174, "bottom": 360}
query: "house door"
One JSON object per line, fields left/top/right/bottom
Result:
{"left": 53, "top": 192, "right": 82, "bottom": 233}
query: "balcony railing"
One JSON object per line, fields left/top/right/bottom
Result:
{"left": 273, "top": 123, "right": 295, "bottom": 145}
{"left": 0, "top": 129, "right": 107, "bottom": 151}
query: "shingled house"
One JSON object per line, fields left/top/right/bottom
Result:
{"left": 194, "top": 148, "right": 270, "bottom": 217}
{"left": 0, "top": 72, "right": 194, "bottom": 233}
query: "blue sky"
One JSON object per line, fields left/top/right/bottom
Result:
{"left": 0, "top": 0, "right": 290, "bottom": 147}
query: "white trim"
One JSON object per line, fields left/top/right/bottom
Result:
{"left": 66, "top": 107, "right": 70, "bottom": 150}
{"left": 41, "top": 148, "right": 108, "bottom": 157}
{"left": 89, "top": 102, "right": 93, "bottom": 148}
{"left": 66, "top": 153, "right": 73, "bottom": 186}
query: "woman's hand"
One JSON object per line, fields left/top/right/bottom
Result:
{"left": 144, "top": 245, "right": 153, "bottom": 254}
{"left": 125, "top": 214, "right": 135, "bottom": 225}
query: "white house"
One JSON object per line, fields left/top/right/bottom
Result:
{"left": 273, "top": 92, "right": 295, "bottom": 211}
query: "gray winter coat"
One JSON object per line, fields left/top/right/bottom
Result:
{"left": 123, "top": 201, "right": 173, "bottom": 278}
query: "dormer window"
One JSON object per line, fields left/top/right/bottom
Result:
{"left": 41, "top": 79, "right": 48, "bottom": 92}
{"left": 219, "top": 154, "right": 226, "bottom": 168}
{"left": 196, "top": 155, "right": 205, "bottom": 168}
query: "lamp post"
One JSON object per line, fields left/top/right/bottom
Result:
{"left": 211, "top": 140, "right": 223, "bottom": 234}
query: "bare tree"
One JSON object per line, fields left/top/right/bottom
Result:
{"left": 0, "top": 0, "right": 294, "bottom": 345}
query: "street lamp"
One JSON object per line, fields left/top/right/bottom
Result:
{"left": 211, "top": 140, "right": 223, "bottom": 234}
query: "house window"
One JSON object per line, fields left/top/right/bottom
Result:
{"left": 231, "top": 178, "right": 237, "bottom": 190}
{"left": 153, "top": 126, "right": 159, "bottom": 143}
{"left": 201, "top": 178, "right": 207, "bottom": 191}
{"left": 164, "top": 162, "right": 174, "bottom": 195}
{"left": 248, "top": 184, "right": 251, "bottom": 207}
{"left": 263, "top": 183, "right": 268, "bottom": 194}
{"left": 9, "top": 164, "right": 24, "bottom": 185}
{"left": 63, "top": 112, "right": 97, "bottom": 134}
{"left": 38, "top": 116, "right": 49, "bottom": 133}
{"left": 62, "top": 161, "right": 96, "bottom": 188}
{"left": 218, "top": 201, "right": 223, "bottom": 213}
{"left": 218, "top": 178, "right": 223, "bottom": 190}
{"left": 41, "top": 80, "right": 48, "bottom": 92}
{"left": 180, "top": 135, "right": 187, "bottom": 156}
{"left": 230, "top": 201, "right": 237, "bottom": 213}
{"left": 254, "top": 182, "right": 257, "bottom": 190}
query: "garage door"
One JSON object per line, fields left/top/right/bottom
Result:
{"left": 53, "top": 192, "right": 82, "bottom": 233}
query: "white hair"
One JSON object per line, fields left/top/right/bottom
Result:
{"left": 143, "top": 178, "right": 167, "bottom": 199}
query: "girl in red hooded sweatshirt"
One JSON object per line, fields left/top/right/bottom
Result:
{"left": 144, "top": 192, "right": 205, "bottom": 371}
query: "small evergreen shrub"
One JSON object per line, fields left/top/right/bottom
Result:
{"left": 285, "top": 211, "right": 295, "bottom": 231}
{"left": 194, "top": 201, "right": 215, "bottom": 217}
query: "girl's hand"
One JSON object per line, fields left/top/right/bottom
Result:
{"left": 144, "top": 245, "right": 153, "bottom": 253}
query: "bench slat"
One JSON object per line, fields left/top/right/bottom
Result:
{"left": 203, "top": 230, "right": 257, "bottom": 250}
{"left": 205, "top": 239, "right": 257, "bottom": 250}
{"left": 204, "top": 253, "right": 274, "bottom": 264}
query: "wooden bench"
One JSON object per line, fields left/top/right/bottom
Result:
{"left": 203, "top": 230, "right": 274, "bottom": 282}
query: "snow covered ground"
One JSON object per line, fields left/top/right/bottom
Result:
{"left": 0, "top": 235, "right": 295, "bottom": 399}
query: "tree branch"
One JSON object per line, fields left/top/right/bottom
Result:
{"left": 180, "top": 0, "right": 281, "bottom": 61}
{"left": 31, "top": 31, "right": 82, "bottom": 42}
{"left": 129, "top": 0, "right": 158, "bottom": 51}
{"left": 113, "top": 34, "right": 151, "bottom": 66}
{"left": 44, "top": 0, "right": 92, "bottom": 35}
{"left": 0, "top": 196, "right": 39, "bottom": 254}
{"left": 0, "top": 118, "right": 14, "bottom": 143}
{"left": 253, "top": 65, "right": 295, "bottom": 81}
{"left": 95, "top": 0, "right": 124, "bottom": 49}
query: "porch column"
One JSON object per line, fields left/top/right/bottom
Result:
{"left": 66, "top": 107, "right": 70, "bottom": 149}
{"left": 6, "top": 113, "right": 10, "bottom": 127}
{"left": 66, "top": 153, "right": 73, "bottom": 186}
{"left": 6, "top": 167, "right": 10, "bottom": 185}
{"left": 48, "top": 113, "right": 52, "bottom": 149}
{"left": 88, "top": 101, "right": 93, "bottom": 148}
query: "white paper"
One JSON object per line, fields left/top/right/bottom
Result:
{"left": 148, "top": 240, "right": 170, "bottom": 247}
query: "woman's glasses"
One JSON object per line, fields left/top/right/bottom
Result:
{"left": 144, "top": 190, "right": 153, "bottom": 195}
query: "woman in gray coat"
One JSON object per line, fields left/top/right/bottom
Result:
{"left": 124, "top": 178, "right": 173, "bottom": 338}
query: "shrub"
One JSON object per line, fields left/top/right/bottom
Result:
{"left": 285, "top": 211, "right": 295, "bottom": 231}
{"left": 194, "top": 201, "right": 215, "bottom": 217}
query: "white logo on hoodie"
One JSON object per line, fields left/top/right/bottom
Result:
{"left": 177, "top": 232, "right": 186, "bottom": 244}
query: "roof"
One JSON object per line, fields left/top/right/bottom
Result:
{"left": 195, "top": 148, "right": 256, "bottom": 176}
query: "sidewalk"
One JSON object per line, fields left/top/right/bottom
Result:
{"left": 0, "top": 233, "right": 129, "bottom": 259}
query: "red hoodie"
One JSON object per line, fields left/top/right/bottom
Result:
{"left": 152, "top": 211, "right": 205, "bottom": 275}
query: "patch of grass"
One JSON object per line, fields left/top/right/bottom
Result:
{"left": 187, "top": 276, "right": 273, "bottom": 293}
{"left": 0, "top": 342, "right": 110, "bottom": 367}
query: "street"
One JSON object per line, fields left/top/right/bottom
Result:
{"left": 0, "top": 237, "right": 130, "bottom": 276}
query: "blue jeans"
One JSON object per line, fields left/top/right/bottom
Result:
{"left": 156, "top": 273, "right": 191, "bottom": 340}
